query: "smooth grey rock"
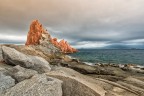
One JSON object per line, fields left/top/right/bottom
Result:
{"left": 0, "top": 72, "right": 15, "bottom": 94}
{"left": 2, "top": 46, "right": 51, "bottom": 73}
{"left": 4, "top": 74, "right": 63, "bottom": 96}
{"left": 6, "top": 65, "right": 38, "bottom": 82}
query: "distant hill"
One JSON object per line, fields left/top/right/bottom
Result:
{"left": 103, "top": 44, "right": 144, "bottom": 49}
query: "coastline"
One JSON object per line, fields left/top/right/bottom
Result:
{"left": 0, "top": 44, "right": 144, "bottom": 96}
{"left": 82, "top": 61, "right": 144, "bottom": 71}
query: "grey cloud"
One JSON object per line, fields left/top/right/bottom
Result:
{"left": 0, "top": 0, "right": 144, "bottom": 48}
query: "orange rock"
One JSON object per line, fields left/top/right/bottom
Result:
{"left": 50, "top": 38, "right": 60, "bottom": 48}
{"left": 25, "top": 20, "right": 47, "bottom": 45}
{"left": 58, "top": 40, "right": 78, "bottom": 53}
{"left": 25, "top": 20, "right": 78, "bottom": 53}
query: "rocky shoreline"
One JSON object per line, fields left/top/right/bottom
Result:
{"left": 0, "top": 44, "right": 144, "bottom": 96}
{"left": 0, "top": 20, "right": 144, "bottom": 96}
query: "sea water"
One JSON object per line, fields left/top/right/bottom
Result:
{"left": 70, "top": 49, "right": 144, "bottom": 65}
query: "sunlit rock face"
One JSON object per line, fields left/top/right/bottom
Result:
{"left": 25, "top": 20, "right": 78, "bottom": 53}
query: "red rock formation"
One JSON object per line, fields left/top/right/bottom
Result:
{"left": 25, "top": 20, "right": 78, "bottom": 53}
{"left": 59, "top": 40, "right": 77, "bottom": 53}
{"left": 50, "top": 38, "right": 60, "bottom": 48}
{"left": 25, "top": 20, "right": 47, "bottom": 45}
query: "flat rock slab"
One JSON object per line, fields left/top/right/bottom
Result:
{"left": 4, "top": 74, "right": 63, "bottom": 96}
{"left": 2, "top": 46, "right": 51, "bottom": 73}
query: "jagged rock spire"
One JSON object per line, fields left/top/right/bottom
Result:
{"left": 25, "top": 20, "right": 47, "bottom": 45}
{"left": 25, "top": 20, "right": 78, "bottom": 53}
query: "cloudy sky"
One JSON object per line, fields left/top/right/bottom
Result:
{"left": 0, "top": 0, "right": 144, "bottom": 49}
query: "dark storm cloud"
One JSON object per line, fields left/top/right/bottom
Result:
{"left": 0, "top": 0, "right": 144, "bottom": 48}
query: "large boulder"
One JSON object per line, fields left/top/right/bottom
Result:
{"left": 2, "top": 44, "right": 51, "bottom": 62}
{"left": 0, "top": 72, "right": 15, "bottom": 94}
{"left": 46, "top": 67, "right": 106, "bottom": 96}
{"left": 2, "top": 46, "right": 51, "bottom": 73}
{"left": 5, "top": 65, "right": 38, "bottom": 82}
{"left": 4, "top": 74, "right": 63, "bottom": 96}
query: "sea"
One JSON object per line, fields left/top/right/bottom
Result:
{"left": 70, "top": 49, "right": 144, "bottom": 66}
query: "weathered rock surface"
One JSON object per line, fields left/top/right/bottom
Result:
{"left": 2, "top": 44, "right": 52, "bottom": 62}
{"left": 116, "top": 77, "right": 144, "bottom": 95}
{"left": 5, "top": 65, "right": 38, "bottom": 82}
{"left": 46, "top": 67, "right": 106, "bottom": 96}
{"left": 25, "top": 20, "right": 77, "bottom": 53}
{"left": 123, "top": 77, "right": 144, "bottom": 89}
{"left": 35, "top": 33, "right": 61, "bottom": 54}
{"left": 4, "top": 74, "right": 63, "bottom": 96}
{"left": 46, "top": 67, "right": 139, "bottom": 96}
{"left": 59, "top": 61, "right": 125, "bottom": 76}
{"left": 50, "top": 59, "right": 144, "bottom": 96}
{"left": 0, "top": 72, "right": 15, "bottom": 94}
{"left": 2, "top": 46, "right": 51, "bottom": 73}
{"left": 121, "top": 64, "right": 144, "bottom": 74}
{"left": 59, "top": 61, "right": 144, "bottom": 78}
